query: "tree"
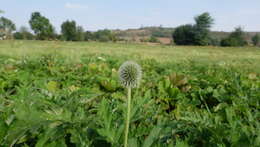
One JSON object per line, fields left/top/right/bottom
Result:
{"left": 84, "top": 31, "right": 93, "bottom": 41}
{"left": 76, "top": 26, "right": 85, "bottom": 41}
{"left": 220, "top": 27, "right": 248, "bottom": 47}
{"left": 194, "top": 12, "right": 214, "bottom": 30}
{"left": 61, "top": 20, "right": 77, "bottom": 41}
{"left": 252, "top": 34, "right": 259, "bottom": 46}
{"left": 0, "top": 17, "right": 16, "bottom": 39}
{"left": 172, "top": 24, "right": 195, "bottom": 45}
{"left": 13, "top": 32, "right": 23, "bottom": 39}
{"left": 29, "top": 12, "right": 54, "bottom": 40}
{"left": 172, "top": 12, "right": 214, "bottom": 45}
{"left": 193, "top": 12, "right": 214, "bottom": 45}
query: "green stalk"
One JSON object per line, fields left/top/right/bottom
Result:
{"left": 124, "top": 87, "right": 131, "bottom": 147}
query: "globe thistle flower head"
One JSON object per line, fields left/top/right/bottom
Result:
{"left": 119, "top": 61, "right": 142, "bottom": 88}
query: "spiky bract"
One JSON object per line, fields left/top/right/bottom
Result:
{"left": 119, "top": 61, "right": 142, "bottom": 88}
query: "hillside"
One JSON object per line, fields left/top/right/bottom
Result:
{"left": 113, "top": 26, "right": 259, "bottom": 44}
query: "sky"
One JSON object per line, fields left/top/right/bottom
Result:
{"left": 1, "top": 0, "right": 260, "bottom": 32}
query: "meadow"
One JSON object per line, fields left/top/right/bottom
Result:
{"left": 0, "top": 40, "right": 259, "bottom": 146}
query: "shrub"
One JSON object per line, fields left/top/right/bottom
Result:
{"left": 93, "top": 29, "right": 117, "bottom": 42}
{"left": 252, "top": 34, "right": 260, "bottom": 46}
{"left": 220, "top": 27, "right": 248, "bottom": 47}
{"left": 172, "top": 24, "right": 195, "bottom": 45}
{"left": 148, "top": 36, "right": 160, "bottom": 43}
{"left": 13, "top": 26, "right": 34, "bottom": 40}
{"left": 84, "top": 31, "right": 93, "bottom": 41}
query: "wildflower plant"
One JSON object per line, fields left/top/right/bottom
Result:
{"left": 118, "top": 61, "right": 142, "bottom": 147}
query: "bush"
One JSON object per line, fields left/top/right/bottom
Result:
{"left": 93, "top": 29, "right": 117, "bottom": 42}
{"left": 252, "top": 34, "right": 260, "bottom": 46}
{"left": 13, "top": 26, "right": 34, "bottom": 40}
{"left": 148, "top": 36, "right": 160, "bottom": 43}
{"left": 172, "top": 24, "right": 195, "bottom": 45}
{"left": 209, "top": 37, "right": 220, "bottom": 46}
{"left": 220, "top": 27, "right": 248, "bottom": 47}
{"left": 84, "top": 31, "right": 93, "bottom": 41}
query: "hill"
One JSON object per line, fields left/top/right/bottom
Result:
{"left": 113, "top": 26, "right": 260, "bottom": 44}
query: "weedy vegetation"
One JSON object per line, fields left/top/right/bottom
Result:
{"left": 0, "top": 40, "right": 259, "bottom": 147}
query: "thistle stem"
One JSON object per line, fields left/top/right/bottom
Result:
{"left": 124, "top": 87, "right": 131, "bottom": 147}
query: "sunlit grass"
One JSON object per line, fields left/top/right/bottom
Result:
{"left": 0, "top": 40, "right": 260, "bottom": 72}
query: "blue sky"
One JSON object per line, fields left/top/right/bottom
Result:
{"left": 1, "top": 0, "right": 260, "bottom": 32}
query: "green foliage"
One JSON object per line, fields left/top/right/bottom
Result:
{"left": 140, "top": 36, "right": 160, "bottom": 43}
{"left": 252, "top": 34, "right": 260, "bottom": 46}
{"left": 0, "top": 16, "right": 16, "bottom": 39}
{"left": 193, "top": 12, "right": 214, "bottom": 45}
{"left": 13, "top": 26, "right": 34, "bottom": 40}
{"left": 29, "top": 12, "right": 55, "bottom": 40}
{"left": 0, "top": 17, "right": 16, "bottom": 32}
{"left": 148, "top": 36, "right": 160, "bottom": 43}
{"left": 76, "top": 26, "right": 85, "bottom": 41}
{"left": 194, "top": 12, "right": 214, "bottom": 30}
{"left": 61, "top": 20, "right": 77, "bottom": 41}
{"left": 150, "top": 26, "right": 175, "bottom": 38}
{"left": 84, "top": 31, "right": 94, "bottom": 41}
{"left": 0, "top": 52, "right": 259, "bottom": 146}
{"left": 93, "top": 29, "right": 117, "bottom": 42}
{"left": 172, "top": 24, "right": 195, "bottom": 45}
{"left": 221, "top": 27, "right": 248, "bottom": 47}
{"left": 173, "top": 12, "right": 214, "bottom": 46}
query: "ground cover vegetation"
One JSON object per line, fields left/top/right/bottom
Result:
{"left": 0, "top": 40, "right": 259, "bottom": 146}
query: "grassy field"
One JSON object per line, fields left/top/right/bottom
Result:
{"left": 0, "top": 40, "right": 259, "bottom": 146}
{"left": 1, "top": 40, "right": 260, "bottom": 71}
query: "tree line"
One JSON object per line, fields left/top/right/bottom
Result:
{"left": 0, "top": 11, "right": 259, "bottom": 46}
{"left": 172, "top": 12, "right": 259, "bottom": 47}
{"left": 0, "top": 11, "right": 117, "bottom": 42}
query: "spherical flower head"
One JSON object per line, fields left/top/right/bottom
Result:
{"left": 118, "top": 61, "right": 142, "bottom": 88}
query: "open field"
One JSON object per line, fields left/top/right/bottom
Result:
{"left": 1, "top": 40, "right": 260, "bottom": 71}
{"left": 0, "top": 40, "right": 260, "bottom": 146}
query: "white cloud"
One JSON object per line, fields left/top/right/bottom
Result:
{"left": 65, "top": 2, "right": 88, "bottom": 9}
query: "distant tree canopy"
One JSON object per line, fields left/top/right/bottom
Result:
{"left": 76, "top": 26, "right": 85, "bottom": 41}
{"left": 172, "top": 24, "right": 195, "bottom": 45}
{"left": 84, "top": 31, "right": 93, "bottom": 41}
{"left": 0, "top": 16, "right": 16, "bottom": 39}
{"left": 193, "top": 12, "right": 214, "bottom": 45}
{"left": 252, "top": 34, "right": 259, "bottom": 46}
{"left": 13, "top": 26, "right": 34, "bottom": 40}
{"left": 172, "top": 12, "right": 214, "bottom": 45}
{"left": 29, "top": 12, "right": 55, "bottom": 40}
{"left": 61, "top": 20, "right": 77, "bottom": 41}
{"left": 92, "top": 29, "right": 117, "bottom": 42}
{"left": 220, "top": 27, "right": 248, "bottom": 47}
{"left": 60, "top": 20, "right": 118, "bottom": 42}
